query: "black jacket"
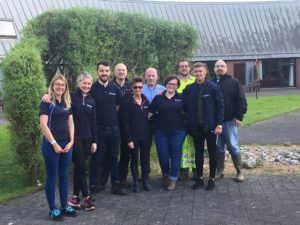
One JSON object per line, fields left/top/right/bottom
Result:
{"left": 71, "top": 88, "right": 97, "bottom": 142}
{"left": 183, "top": 80, "right": 224, "bottom": 133}
{"left": 120, "top": 94, "right": 150, "bottom": 142}
{"left": 213, "top": 74, "right": 247, "bottom": 121}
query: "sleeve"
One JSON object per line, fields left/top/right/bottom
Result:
{"left": 215, "top": 85, "right": 224, "bottom": 125}
{"left": 91, "top": 98, "right": 97, "bottom": 143}
{"left": 182, "top": 88, "right": 187, "bottom": 113}
{"left": 120, "top": 99, "right": 132, "bottom": 143}
{"left": 234, "top": 81, "right": 248, "bottom": 121}
{"left": 39, "top": 101, "right": 50, "bottom": 116}
{"left": 115, "top": 87, "right": 122, "bottom": 107}
{"left": 149, "top": 95, "right": 158, "bottom": 113}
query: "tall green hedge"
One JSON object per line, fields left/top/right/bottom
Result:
{"left": 23, "top": 7, "right": 198, "bottom": 87}
{"left": 2, "top": 40, "right": 47, "bottom": 183}
{"left": 2, "top": 7, "right": 198, "bottom": 183}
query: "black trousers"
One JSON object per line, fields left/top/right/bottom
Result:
{"left": 90, "top": 126, "right": 120, "bottom": 186}
{"left": 130, "top": 139, "right": 150, "bottom": 179}
{"left": 118, "top": 136, "right": 130, "bottom": 182}
{"left": 72, "top": 138, "right": 92, "bottom": 197}
{"left": 192, "top": 124, "right": 217, "bottom": 178}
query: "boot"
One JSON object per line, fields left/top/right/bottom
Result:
{"left": 166, "top": 181, "right": 176, "bottom": 191}
{"left": 216, "top": 154, "right": 225, "bottom": 179}
{"left": 179, "top": 169, "right": 189, "bottom": 181}
{"left": 232, "top": 155, "right": 245, "bottom": 182}
{"left": 142, "top": 178, "right": 151, "bottom": 191}
{"left": 192, "top": 168, "right": 197, "bottom": 181}
{"left": 111, "top": 183, "right": 128, "bottom": 195}
{"left": 131, "top": 164, "right": 141, "bottom": 193}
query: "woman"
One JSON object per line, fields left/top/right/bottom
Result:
{"left": 121, "top": 77, "right": 150, "bottom": 192}
{"left": 39, "top": 74, "right": 76, "bottom": 220}
{"left": 149, "top": 75, "right": 186, "bottom": 191}
{"left": 67, "top": 73, "right": 97, "bottom": 211}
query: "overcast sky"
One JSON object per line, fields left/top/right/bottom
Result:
{"left": 156, "top": 0, "right": 276, "bottom": 2}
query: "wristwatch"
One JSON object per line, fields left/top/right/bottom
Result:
{"left": 50, "top": 140, "right": 57, "bottom": 145}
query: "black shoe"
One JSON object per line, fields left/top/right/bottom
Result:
{"left": 205, "top": 178, "right": 215, "bottom": 191}
{"left": 120, "top": 180, "right": 132, "bottom": 189}
{"left": 142, "top": 179, "right": 151, "bottom": 191}
{"left": 192, "top": 177, "right": 204, "bottom": 190}
{"left": 49, "top": 208, "right": 63, "bottom": 221}
{"left": 111, "top": 184, "right": 128, "bottom": 196}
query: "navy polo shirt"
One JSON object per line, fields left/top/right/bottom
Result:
{"left": 39, "top": 100, "right": 72, "bottom": 141}
{"left": 149, "top": 92, "right": 185, "bottom": 132}
{"left": 90, "top": 81, "right": 121, "bottom": 127}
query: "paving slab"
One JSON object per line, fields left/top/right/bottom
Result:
{"left": 0, "top": 176, "right": 300, "bottom": 225}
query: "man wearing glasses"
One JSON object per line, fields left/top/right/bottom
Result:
{"left": 213, "top": 60, "right": 247, "bottom": 182}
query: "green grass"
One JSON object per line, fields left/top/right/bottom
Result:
{"left": 243, "top": 95, "right": 300, "bottom": 127}
{"left": 0, "top": 126, "right": 41, "bottom": 203}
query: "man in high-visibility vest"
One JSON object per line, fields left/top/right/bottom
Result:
{"left": 177, "top": 59, "right": 196, "bottom": 181}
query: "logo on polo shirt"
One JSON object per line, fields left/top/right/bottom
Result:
{"left": 175, "top": 98, "right": 182, "bottom": 102}
{"left": 109, "top": 92, "right": 116, "bottom": 96}
{"left": 86, "top": 104, "right": 93, "bottom": 108}
{"left": 202, "top": 94, "right": 210, "bottom": 97}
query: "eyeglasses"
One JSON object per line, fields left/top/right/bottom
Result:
{"left": 214, "top": 65, "right": 226, "bottom": 68}
{"left": 167, "top": 83, "right": 178, "bottom": 86}
{"left": 133, "top": 86, "right": 143, "bottom": 90}
{"left": 54, "top": 82, "right": 66, "bottom": 87}
{"left": 79, "top": 72, "right": 92, "bottom": 77}
{"left": 179, "top": 65, "right": 190, "bottom": 68}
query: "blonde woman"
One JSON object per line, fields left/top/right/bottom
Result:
{"left": 39, "top": 74, "right": 76, "bottom": 220}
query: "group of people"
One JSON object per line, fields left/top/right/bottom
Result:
{"left": 39, "top": 59, "right": 247, "bottom": 221}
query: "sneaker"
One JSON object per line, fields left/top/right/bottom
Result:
{"left": 61, "top": 205, "right": 77, "bottom": 217}
{"left": 84, "top": 196, "right": 96, "bottom": 211}
{"left": 111, "top": 183, "right": 128, "bottom": 196}
{"left": 49, "top": 208, "right": 63, "bottom": 221}
{"left": 165, "top": 181, "right": 176, "bottom": 191}
{"left": 205, "top": 178, "right": 215, "bottom": 191}
{"left": 235, "top": 172, "right": 245, "bottom": 182}
{"left": 67, "top": 196, "right": 81, "bottom": 209}
{"left": 192, "top": 177, "right": 204, "bottom": 190}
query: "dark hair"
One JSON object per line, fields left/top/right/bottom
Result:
{"left": 131, "top": 76, "right": 144, "bottom": 86}
{"left": 96, "top": 60, "right": 110, "bottom": 71}
{"left": 193, "top": 62, "right": 207, "bottom": 69}
{"left": 177, "top": 59, "right": 190, "bottom": 68}
{"left": 163, "top": 75, "right": 180, "bottom": 89}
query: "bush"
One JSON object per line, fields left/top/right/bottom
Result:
{"left": 23, "top": 7, "right": 198, "bottom": 87}
{"left": 2, "top": 40, "right": 47, "bottom": 183}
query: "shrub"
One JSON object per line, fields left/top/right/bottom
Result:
{"left": 2, "top": 40, "right": 47, "bottom": 183}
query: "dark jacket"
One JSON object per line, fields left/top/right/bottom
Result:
{"left": 120, "top": 94, "right": 150, "bottom": 142}
{"left": 110, "top": 77, "right": 132, "bottom": 99}
{"left": 212, "top": 74, "right": 247, "bottom": 121}
{"left": 71, "top": 88, "right": 97, "bottom": 143}
{"left": 183, "top": 80, "right": 224, "bottom": 134}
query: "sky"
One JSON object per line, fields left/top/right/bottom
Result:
{"left": 156, "top": 0, "right": 276, "bottom": 2}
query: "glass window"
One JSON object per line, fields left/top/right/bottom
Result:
{"left": 0, "top": 20, "right": 17, "bottom": 38}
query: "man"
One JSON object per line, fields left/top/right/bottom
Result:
{"left": 183, "top": 62, "right": 224, "bottom": 191}
{"left": 176, "top": 59, "right": 196, "bottom": 181}
{"left": 89, "top": 61, "right": 127, "bottom": 195}
{"left": 142, "top": 67, "right": 166, "bottom": 176}
{"left": 213, "top": 60, "right": 247, "bottom": 182}
{"left": 110, "top": 63, "right": 133, "bottom": 188}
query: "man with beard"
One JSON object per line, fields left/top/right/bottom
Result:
{"left": 89, "top": 61, "right": 127, "bottom": 195}
{"left": 213, "top": 60, "right": 247, "bottom": 182}
{"left": 176, "top": 59, "right": 197, "bottom": 181}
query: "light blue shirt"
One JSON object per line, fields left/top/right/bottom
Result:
{"left": 142, "top": 84, "right": 166, "bottom": 103}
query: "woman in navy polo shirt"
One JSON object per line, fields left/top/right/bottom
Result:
{"left": 67, "top": 73, "right": 97, "bottom": 211}
{"left": 39, "top": 74, "right": 76, "bottom": 220}
{"left": 121, "top": 77, "right": 150, "bottom": 193}
{"left": 150, "top": 75, "right": 186, "bottom": 191}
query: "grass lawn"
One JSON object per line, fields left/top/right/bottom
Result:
{"left": 0, "top": 126, "right": 41, "bottom": 203}
{"left": 242, "top": 95, "right": 300, "bottom": 127}
{"left": 1, "top": 95, "right": 300, "bottom": 203}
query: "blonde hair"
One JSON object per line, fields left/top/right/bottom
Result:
{"left": 48, "top": 74, "right": 71, "bottom": 109}
{"left": 76, "top": 72, "right": 93, "bottom": 87}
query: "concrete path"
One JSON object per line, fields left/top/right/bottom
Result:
{"left": 1, "top": 176, "right": 300, "bottom": 225}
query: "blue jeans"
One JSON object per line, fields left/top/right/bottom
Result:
{"left": 217, "top": 120, "right": 241, "bottom": 156}
{"left": 42, "top": 139, "right": 72, "bottom": 210}
{"left": 155, "top": 130, "right": 186, "bottom": 181}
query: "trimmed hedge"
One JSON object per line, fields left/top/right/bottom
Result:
{"left": 2, "top": 39, "right": 47, "bottom": 183}
{"left": 3, "top": 7, "right": 198, "bottom": 183}
{"left": 23, "top": 7, "right": 198, "bottom": 87}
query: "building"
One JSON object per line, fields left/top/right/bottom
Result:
{"left": 1, "top": 0, "right": 300, "bottom": 88}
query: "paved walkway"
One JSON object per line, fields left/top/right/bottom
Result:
{"left": 1, "top": 176, "right": 300, "bottom": 225}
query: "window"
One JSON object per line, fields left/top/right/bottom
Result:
{"left": 0, "top": 19, "right": 17, "bottom": 38}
